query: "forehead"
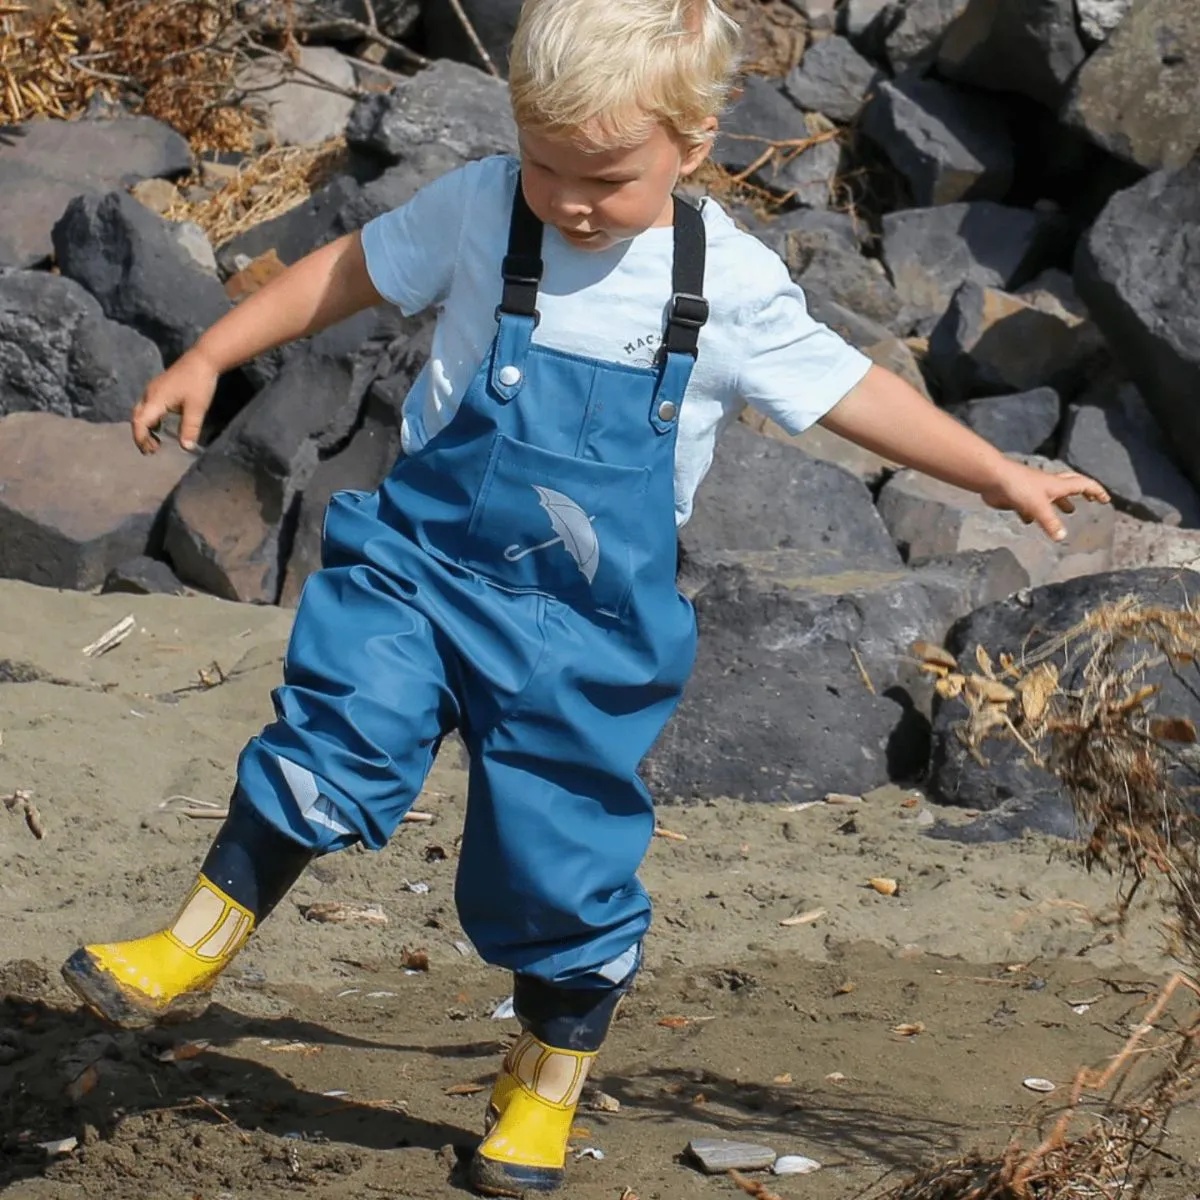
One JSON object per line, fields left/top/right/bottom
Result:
{"left": 519, "top": 122, "right": 676, "bottom": 174}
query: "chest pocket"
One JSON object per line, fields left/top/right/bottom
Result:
{"left": 462, "top": 434, "right": 650, "bottom": 619}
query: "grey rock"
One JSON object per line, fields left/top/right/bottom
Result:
{"left": 101, "top": 556, "right": 187, "bottom": 596}
{"left": 1061, "top": 381, "right": 1200, "bottom": 526}
{"left": 337, "top": 143, "right": 470, "bottom": 228}
{"left": 1074, "top": 0, "right": 1132, "bottom": 45}
{"left": 788, "top": 0, "right": 839, "bottom": 31}
{"left": 842, "top": 0, "right": 894, "bottom": 42}
{"left": 783, "top": 36, "right": 880, "bottom": 123}
{"left": 0, "top": 116, "right": 191, "bottom": 269}
{"left": 937, "top": 0, "right": 1087, "bottom": 109}
{"left": 1111, "top": 512, "right": 1200, "bottom": 571}
{"left": 278, "top": 317, "right": 433, "bottom": 606}
{"left": 647, "top": 548, "right": 1025, "bottom": 806}
{"left": 1075, "top": 160, "right": 1200, "bottom": 491}
{"left": 714, "top": 77, "right": 841, "bottom": 206}
{"left": 877, "top": 454, "right": 1114, "bottom": 585}
{"left": 860, "top": 75, "right": 1014, "bottom": 208}
{"left": 884, "top": 0, "right": 971, "bottom": 69}
{"left": 687, "top": 1139, "right": 778, "bottom": 1175}
{"left": 1063, "top": 0, "right": 1200, "bottom": 172}
{"left": 779, "top": 237, "right": 905, "bottom": 332}
{"left": 927, "top": 281, "right": 1103, "bottom": 401}
{"left": 679, "top": 422, "right": 903, "bottom": 579}
{"left": 882, "top": 202, "right": 1060, "bottom": 326}
{"left": 168, "top": 221, "right": 218, "bottom": 275}
{"left": 422, "top": 0, "right": 520, "bottom": 74}
{"left": 0, "top": 413, "right": 191, "bottom": 590}
{"left": 747, "top": 206, "right": 869, "bottom": 259}
{"left": 52, "top": 191, "right": 231, "bottom": 366}
{"left": 945, "top": 388, "right": 1061, "bottom": 456}
{"left": 0, "top": 270, "right": 162, "bottom": 423}
{"left": 236, "top": 46, "right": 357, "bottom": 147}
{"left": 164, "top": 352, "right": 363, "bottom": 602}
{"left": 346, "top": 60, "right": 517, "bottom": 165}
{"left": 217, "top": 175, "right": 361, "bottom": 275}
{"left": 929, "top": 568, "right": 1199, "bottom": 840}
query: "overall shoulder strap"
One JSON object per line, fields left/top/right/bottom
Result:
{"left": 662, "top": 195, "right": 709, "bottom": 359}
{"left": 499, "top": 173, "right": 545, "bottom": 322}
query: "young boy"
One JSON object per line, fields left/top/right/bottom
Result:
{"left": 62, "top": 0, "right": 1109, "bottom": 1193}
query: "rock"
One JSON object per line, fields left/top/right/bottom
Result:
{"left": 647, "top": 548, "right": 1026, "bottom": 805}
{"left": 336, "top": 142, "right": 471, "bottom": 228}
{"left": 714, "top": 78, "right": 842, "bottom": 206}
{"left": 882, "top": 202, "right": 1060, "bottom": 327}
{"left": 215, "top": 175, "right": 361, "bottom": 276}
{"left": 790, "top": 0, "right": 839, "bottom": 31}
{"left": 929, "top": 568, "right": 1199, "bottom": 840}
{"left": 937, "top": 0, "right": 1087, "bottom": 109}
{"left": 749, "top": 207, "right": 869, "bottom": 262}
{"left": 1061, "top": 382, "right": 1200, "bottom": 526}
{"left": 0, "top": 116, "right": 191, "bottom": 269}
{"left": 0, "top": 270, "right": 162, "bottom": 423}
{"left": 346, "top": 59, "right": 517, "bottom": 166}
{"left": 167, "top": 222, "right": 218, "bottom": 276}
{"left": 236, "top": 46, "right": 357, "bottom": 147}
{"left": 783, "top": 35, "right": 879, "bottom": 123}
{"left": 860, "top": 76, "right": 1014, "bottom": 208}
{"left": 884, "top": 0, "right": 971, "bottom": 69}
{"left": 421, "top": 0, "right": 521, "bottom": 74}
{"left": 278, "top": 319, "right": 433, "bottom": 605}
{"left": 164, "top": 352, "right": 362, "bottom": 603}
{"left": 842, "top": 0, "right": 893, "bottom": 43}
{"left": 129, "top": 177, "right": 180, "bottom": 216}
{"left": 52, "top": 191, "right": 231, "bottom": 366}
{"left": 1064, "top": 0, "right": 1200, "bottom": 172}
{"left": 877, "top": 455, "right": 1115, "bottom": 585}
{"left": 101, "top": 556, "right": 187, "bottom": 596}
{"left": 679, "top": 422, "right": 903, "bottom": 578}
{"left": 1111, "top": 513, "right": 1200, "bottom": 571}
{"left": 687, "top": 1139, "right": 778, "bottom": 1175}
{"left": 1074, "top": 160, "right": 1200, "bottom": 490}
{"left": 741, "top": 409, "right": 898, "bottom": 486}
{"left": 779, "top": 237, "right": 905, "bottom": 332}
{"left": 927, "top": 281, "right": 1102, "bottom": 402}
{"left": 1074, "top": 0, "right": 1132, "bottom": 45}
{"left": 945, "top": 388, "right": 1061, "bottom": 456}
{"left": 0, "top": 413, "right": 190, "bottom": 590}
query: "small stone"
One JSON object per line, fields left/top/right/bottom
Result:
{"left": 101, "top": 556, "right": 187, "bottom": 597}
{"left": 774, "top": 1154, "right": 822, "bottom": 1174}
{"left": 130, "top": 177, "right": 180, "bottom": 216}
{"left": 687, "top": 1138, "right": 778, "bottom": 1174}
{"left": 237, "top": 46, "right": 357, "bottom": 147}
{"left": 783, "top": 36, "right": 879, "bottom": 123}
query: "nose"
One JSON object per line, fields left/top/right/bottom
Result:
{"left": 548, "top": 185, "right": 590, "bottom": 221}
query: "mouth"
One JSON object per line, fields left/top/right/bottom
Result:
{"left": 559, "top": 227, "right": 604, "bottom": 245}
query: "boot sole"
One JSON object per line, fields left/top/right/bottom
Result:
{"left": 61, "top": 948, "right": 213, "bottom": 1029}
{"left": 469, "top": 1152, "right": 564, "bottom": 1196}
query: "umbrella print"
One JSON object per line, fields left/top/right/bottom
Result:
{"left": 503, "top": 485, "right": 600, "bottom": 583}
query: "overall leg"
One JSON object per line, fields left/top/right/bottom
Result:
{"left": 461, "top": 605, "right": 694, "bottom": 1195}
{"left": 63, "top": 556, "right": 460, "bottom": 1027}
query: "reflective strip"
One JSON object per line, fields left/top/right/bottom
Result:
{"left": 277, "top": 756, "right": 352, "bottom": 837}
{"left": 595, "top": 944, "right": 639, "bottom": 986}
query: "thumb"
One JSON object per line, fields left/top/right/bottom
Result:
{"left": 178, "top": 400, "right": 205, "bottom": 453}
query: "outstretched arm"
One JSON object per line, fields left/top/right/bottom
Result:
{"left": 820, "top": 365, "right": 1110, "bottom": 542}
{"left": 133, "top": 232, "right": 382, "bottom": 453}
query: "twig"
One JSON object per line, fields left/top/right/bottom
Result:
{"left": 445, "top": 0, "right": 498, "bottom": 77}
{"left": 279, "top": 14, "right": 428, "bottom": 68}
{"left": 193, "top": 1094, "right": 252, "bottom": 1145}
{"left": 851, "top": 647, "right": 876, "bottom": 695}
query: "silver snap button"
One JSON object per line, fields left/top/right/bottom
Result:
{"left": 657, "top": 400, "right": 678, "bottom": 422}
{"left": 498, "top": 365, "right": 522, "bottom": 387}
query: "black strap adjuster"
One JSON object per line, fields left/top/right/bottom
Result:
{"left": 663, "top": 291, "right": 709, "bottom": 357}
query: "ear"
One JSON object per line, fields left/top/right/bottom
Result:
{"left": 678, "top": 116, "right": 719, "bottom": 177}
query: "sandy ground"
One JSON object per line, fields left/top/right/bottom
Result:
{"left": 2, "top": 579, "right": 1198, "bottom": 1199}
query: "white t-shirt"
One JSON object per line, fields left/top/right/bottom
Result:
{"left": 361, "top": 155, "right": 871, "bottom": 525}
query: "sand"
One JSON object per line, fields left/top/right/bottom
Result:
{"left": 1, "top": 578, "right": 1197, "bottom": 1199}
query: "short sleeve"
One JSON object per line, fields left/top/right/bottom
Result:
{"left": 733, "top": 255, "right": 872, "bottom": 436}
{"left": 360, "top": 159, "right": 482, "bottom": 316}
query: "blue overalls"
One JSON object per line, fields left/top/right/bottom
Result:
{"left": 235, "top": 181, "right": 709, "bottom": 991}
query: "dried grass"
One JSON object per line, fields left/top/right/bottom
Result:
{"left": 884, "top": 599, "right": 1200, "bottom": 1199}
{"left": 164, "top": 135, "right": 347, "bottom": 246}
{"left": 0, "top": 2, "right": 82, "bottom": 123}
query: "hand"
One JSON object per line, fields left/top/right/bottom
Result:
{"left": 980, "top": 462, "right": 1111, "bottom": 542}
{"left": 131, "top": 349, "right": 219, "bottom": 455}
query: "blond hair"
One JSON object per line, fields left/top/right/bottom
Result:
{"left": 508, "top": 0, "right": 742, "bottom": 149}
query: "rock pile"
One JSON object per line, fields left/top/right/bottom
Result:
{"left": 0, "top": 0, "right": 1197, "bottom": 839}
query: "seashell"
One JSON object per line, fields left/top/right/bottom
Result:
{"left": 1023, "top": 1077, "right": 1056, "bottom": 1093}
{"left": 774, "top": 1155, "right": 821, "bottom": 1175}
{"left": 868, "top": 877, "right": 899, "bottom": 896}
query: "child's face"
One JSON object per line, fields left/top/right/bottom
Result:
{"left": 519, "top": 118, "right": 714, "bottom": 253}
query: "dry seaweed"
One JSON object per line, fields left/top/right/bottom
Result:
{"left": 882, "top": 598, "right": 1200, "bottom": 1199}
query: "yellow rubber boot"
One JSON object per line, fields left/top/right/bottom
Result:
{"left": 61, "top": 874, "right": 255, "bottom": 1028}
{"left": 470, "top": 1031, "right": 595, "bottom": 1196}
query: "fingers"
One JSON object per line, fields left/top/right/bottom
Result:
{"left": 178, "top": 402, "right": 204, "bottom": 453}
{"left": 131, "top": 393, "right": 167, "bottom": 455}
